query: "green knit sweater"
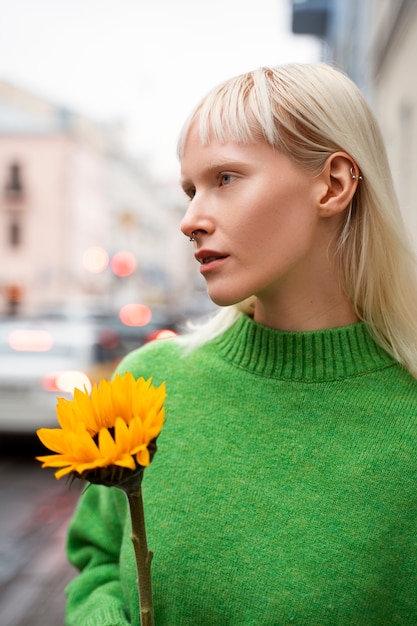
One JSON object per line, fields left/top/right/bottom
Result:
{"left": 66, "top": 316, "right": 417, "bottom": 625}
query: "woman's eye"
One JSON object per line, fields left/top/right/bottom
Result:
{"left": 219, "top": 174, "right": 235, "bottom": 187}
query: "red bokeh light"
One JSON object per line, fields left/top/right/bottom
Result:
{"left": 110, "top": 251, "right": 137, "bottom": 277}
{"left": 147, "top": 329, "right": 178, "bottom": 341}
{"left": 119, "top": 303, "right": 152, "bottom": 327}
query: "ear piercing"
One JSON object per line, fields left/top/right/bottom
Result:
{"left": 350, "top": 166, "right": 363, "bottom": 181}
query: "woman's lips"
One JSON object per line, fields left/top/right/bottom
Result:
{"left": 195, "top": 250, "right": 228, "bottom": 273}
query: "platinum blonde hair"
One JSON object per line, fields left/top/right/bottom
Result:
{"left": 177, "top": 63, "right": 417, "bottom": 376}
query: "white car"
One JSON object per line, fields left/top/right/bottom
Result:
{"left": 0, "top": 318, "right": 117, "bottom": 434}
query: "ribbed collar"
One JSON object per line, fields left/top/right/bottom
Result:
{"left": 213, "top": 315, "right": 396, "bottom": 382}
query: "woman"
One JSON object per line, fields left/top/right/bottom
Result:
{"left": 65, "top": 64, "right": 417, "bottom": 625}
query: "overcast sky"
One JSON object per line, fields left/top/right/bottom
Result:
{"left": 0, "top": 0, "right": 320, "bottom": 181}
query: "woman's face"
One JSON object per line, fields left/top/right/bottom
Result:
{"left": 180, "top": 122, "right": 342, "bottom": 316}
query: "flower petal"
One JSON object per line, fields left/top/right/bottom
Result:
{"left": 36, "top": 428, "right": 72, "bottom": 454}
{"left": 98, "top": 427, "right": 117, "bottom": 461}
{"left": 136, "top": 446, "right": 150, "bottom": 467}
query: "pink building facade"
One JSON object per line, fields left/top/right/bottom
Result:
{"left": 0, "top": 133, "right": 110, "bottom": 314}
{"left": 0, "top": 80, "right": 195, "bottom": 319}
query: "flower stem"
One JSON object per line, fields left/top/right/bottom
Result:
{"left": 126, "top": 488, "right": 154, "bottom": 626}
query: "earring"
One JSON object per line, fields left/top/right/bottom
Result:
{"left": 350, "top": 166, "right": 363, "bottom": 181}
{"left": 189, "top": 231, "right": 196, "bottom": 242}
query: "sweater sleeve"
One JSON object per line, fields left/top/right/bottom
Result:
{"left": 65, "top": 484, "right": 131, "bottom": 626}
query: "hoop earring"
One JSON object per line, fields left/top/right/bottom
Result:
{"left": 350, "top": 166, "right": 363, "bottom": 181}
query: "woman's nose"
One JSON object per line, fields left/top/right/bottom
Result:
{"left": 180, "top": 209, "right": 196, "bottom": 240}
{"left": 180, "top": 196, "right": 212, "bottom": 239}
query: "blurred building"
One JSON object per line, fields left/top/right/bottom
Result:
{"left": 371, "top": 0, "right": 417, "bottom": 246}
{"left": 0, "top": 80, "right": 192, "bottom": 317}
{"left": 291, "top": 0, "right": 372, "bottom": 94}
{"left": 290, "top": 0, "right": 417, "bottom": 245}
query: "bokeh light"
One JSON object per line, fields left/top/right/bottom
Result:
{"left": 147, "top": 329, "right": 178, "bottom": 341}
{"left": 42, "top": 370, "right": 92, "bottom": 394}
{"left": 83, "top": 246, "right": 109, "bottom": 273}
{"left": 8, "top": 329, "right": 53, "bottom": 352}
{"left": 119, "top": 303, "right": 152, "bottom": 327}
{"left": 110, "top": 251, "right": 137, "bottom": 277}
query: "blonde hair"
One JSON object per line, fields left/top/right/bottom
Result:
{"left": 177, "top": 63, "right": 417, "bottom": 376}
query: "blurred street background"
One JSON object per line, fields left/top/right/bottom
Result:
{"left": 0, "top": 447, "right": 82, "bottom": 626}
{"left": 0, "top": 0, "right": 416, "bottom": 623}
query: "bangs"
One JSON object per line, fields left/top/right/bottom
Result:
{"left": 177, "top": 65, "right": 332, "bottom": 172}
{"left": 198, "top": 69, "right": 279, "bottom": 145}
{"left": 177, "top": 68, "right": 280, "bottom": 156}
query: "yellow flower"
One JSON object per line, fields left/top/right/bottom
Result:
{"left": 36, "top": 372, "right": 166, "bottom": 481}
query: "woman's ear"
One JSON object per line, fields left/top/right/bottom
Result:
{"left": 317, "top": 152, "right": 360, "bottom": 218}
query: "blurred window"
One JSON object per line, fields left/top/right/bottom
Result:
{"left": 5, "top": 163, "right": 24, "bottom": 196}
{"left": 291, "top": 0, "right": 330, "bottom": 37}
{"left": 9, "top": 220, "right": 22, "bottom": 247}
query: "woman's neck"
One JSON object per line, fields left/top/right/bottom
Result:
{"left": 254, "top": 290, "right": 359, "bottom": 332}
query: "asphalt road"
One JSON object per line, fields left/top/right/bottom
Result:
{"left": 0, "top": 438, "right": 83, "bottom": 626}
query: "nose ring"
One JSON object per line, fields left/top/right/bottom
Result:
{"left": 189, "top": 231, "right": 196, "bottom": 242}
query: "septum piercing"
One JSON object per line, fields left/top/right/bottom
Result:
{"left": 189, "top": 231, "right": 196, "bottom": 242}
{"left": 350, "top": 166, "right": 363, "bottom": 181}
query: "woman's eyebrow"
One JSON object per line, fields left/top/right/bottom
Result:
{"left": 181, "top": 159, "right": 247, "bottom": 188}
